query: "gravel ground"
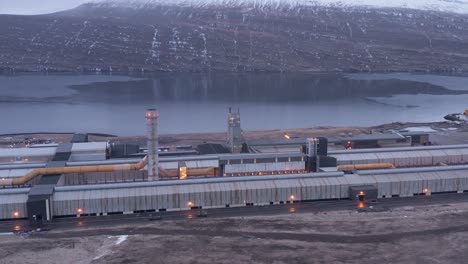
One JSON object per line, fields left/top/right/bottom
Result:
{"left": 2, "top": 203, "right": 468, "bottom": 264}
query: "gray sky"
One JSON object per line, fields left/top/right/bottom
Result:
{"left": 0, "top": 0, "right": 88, "bottom": 15}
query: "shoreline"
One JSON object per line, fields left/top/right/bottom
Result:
{"left": 1, "top": 121, "right": 465, "bottom": 149}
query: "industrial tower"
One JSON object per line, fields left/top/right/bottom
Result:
{"left": 146, "top": 109, "right": 159, "bottom": 180}
{"left": 227, "top": 108, "right": 244, "bottom": 153}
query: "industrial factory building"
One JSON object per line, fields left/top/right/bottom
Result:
{"left": 3, "top": 165, "right": 468, "bottom": 220}
{"left": 1, "top": 109, "right": 468, "bottom": 224}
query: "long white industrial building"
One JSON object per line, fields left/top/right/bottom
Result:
{"left": 1, "top": 121, "right": 468, "bottom": 222}
{"left": 2, "top": 165, "right": 468, "bottom": 220}
{"left": 2, "top": 144, "right": 468, "bottom": 180}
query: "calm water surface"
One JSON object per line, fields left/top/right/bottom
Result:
{"left": 1, "top": 72, "right": 467, "bottom": 136}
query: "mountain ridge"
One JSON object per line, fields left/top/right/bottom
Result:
{"left": 91, "top": 0, "right": 468, "bottom": 14}
{"left": 1, "top": 2, "right": 468, "bottom": 73}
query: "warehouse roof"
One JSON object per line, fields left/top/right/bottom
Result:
{"left": 71, "top": 142, "right": 107, "bottom": 152}
{"left": 247, "top": 138, "right": 307, "bottom": 147}
{"left": 0, "top": 168, "right": 34, "bottom": 178}
{"left": 0, "top": 147, "right": 56, "bottom": 158}
{"left": 332, "top": 148, "right": 468, "bottom": 166}
{"left": 55, "top": 171, "right": 345, "bottom": 192}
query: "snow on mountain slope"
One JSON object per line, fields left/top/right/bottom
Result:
{"left": 93, "top": 0, "right": 468, "bottom": 14}
{"left": 2, "top": 0, "right": 468, "bottom": 73}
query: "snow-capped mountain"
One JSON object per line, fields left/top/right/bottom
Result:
{"left": 1, "top": 0, "right": 468, "bottom": 73}
{"left": 93, "top": 0, "right": 468, "bottom": 14}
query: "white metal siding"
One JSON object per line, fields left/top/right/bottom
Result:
{"left": 224, "top": 162, "right": 305, "bottom": 174}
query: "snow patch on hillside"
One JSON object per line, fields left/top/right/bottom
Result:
{"left": 91, "top": 0, "right": 468, "bottom": 14}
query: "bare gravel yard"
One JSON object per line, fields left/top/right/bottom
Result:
{"left": 2, "top": 203, "right": 468, "bottom": 264}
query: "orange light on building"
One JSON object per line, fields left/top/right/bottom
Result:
{"left": 284, "top": 134, "right": 291, "bottom": 140}
{"left": 13, "top": 211, "right": 19, "bottom": 217}
{"left": 179, "top": 166, "right": 187, "bottom": 180}
{"left": 359, "top": 191, "right": 365, "bottom": 196}
{"left": 76, "top": 208, "right": 83, "bottom": 214}
{"left": 187, "top": 201, "right": 194, "bottom": 207}
{"left": 423, "top": 188, "right": 430, "bottom": 194}
{"left": 290, "top": 195, "right": 295, "bottom": 201}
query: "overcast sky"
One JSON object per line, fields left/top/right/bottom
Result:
{"left": 0, "top": 0, "right": 88, "bottom": 15}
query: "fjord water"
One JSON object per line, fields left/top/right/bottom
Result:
{"left": 0, "top": 72, "right": 467, "bottom": 136}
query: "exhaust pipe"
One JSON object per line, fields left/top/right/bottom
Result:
{"left": 0, "top": 157, "right": 148, "bottom": 187}
{"left": 337, "top": 163, "right": 395, "bottom": 171}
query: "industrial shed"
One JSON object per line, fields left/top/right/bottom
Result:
{"left": 331, "top": 146, "right": 468, "bottom": 167}
{"left": 49, "top": 166, "right": 468, "bottom": 217}
{"left": 0, "top": 188, "right": 29, "bottom": 219}
{"left": 353, "top": 166, "right": 468, "bottom": 198}
{"left": 51, "top": 172, "right": 347, "bottom": 216}
{"left": 0, "top": 168, "right": 34, "bottom": 178}
{"left": 224, "top": 161, "right": 305, "bottom": 174}
{"left": 4, "top": 166, "right": 468, "bottom": 219}
{"left": 159, "top": 160, "right": 219, "bottom": 170}
{"left": 0, "top": 147, "right": 56, "bottom": 163}
{"left": 69, "top": 142, "right": 107, "bottom": 162}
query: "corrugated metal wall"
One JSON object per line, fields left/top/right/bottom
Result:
{"left": 332, "top": 148, "right": 468, "bottom": 167}
{"left": 224, "top": 161, "right": 305, "bottom": 174}
{"left": 347, "top": 169, "right": 468, "bottom": 197}
{"left": 61, "top": 170, "right": 148, "bottom": 185}
{"left": 0, "top": 190, "right": 29, "bottom": 219}
{"left": 50, "top": 168, "right": 468, "bottom": 217}
{"left": 52, "top": 175, "right": 349, "bottom": 216}
{"left": 3, "top": 167, "right": 468, "bottom": 219}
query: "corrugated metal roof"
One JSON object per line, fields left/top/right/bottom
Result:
{"left": 358, "top": 165, "right": 468, "bottom": 175}
{"left": 71, "top": 142, "right": 107, "bottom": 152}
{"left": 332, "top": 147, "right": 468, "bottom": 166}
{"left": 0, "top": 169, "right": 34, "bottom": 178}
{"left": 0, "top": 188, "right": 30, "bottom": 195}
{"left": 330, "top": 144, "right": 468, "bottom": 155}
{"left": 0, "top": 147, "right": 56, "bottom": 158}
{"left": 55, "top": 171, "right": 345, "bottom": 192}
{"left": 343, "top": 133, "right": 405, "bottom": 141}
{"left": 0, "top": 163, "right": 45, "bottom": 170}
{"left": 219, "top": 152, "right": 304, "bottom": 161}
{"left": 224, "top": 162, "right": 305, "bottom": 173}
{"left": 54, "top": 176, "right": 350, "bottom": 201}
{"left": 247, "top": 138, "right": 307, "bottom": 147}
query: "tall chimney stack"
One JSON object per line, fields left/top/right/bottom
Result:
{"left": 227, "top": 108, "right": 243, "bottom": 153}
{"left": 146, "top": 109, "right": 159, "bottom": 180}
